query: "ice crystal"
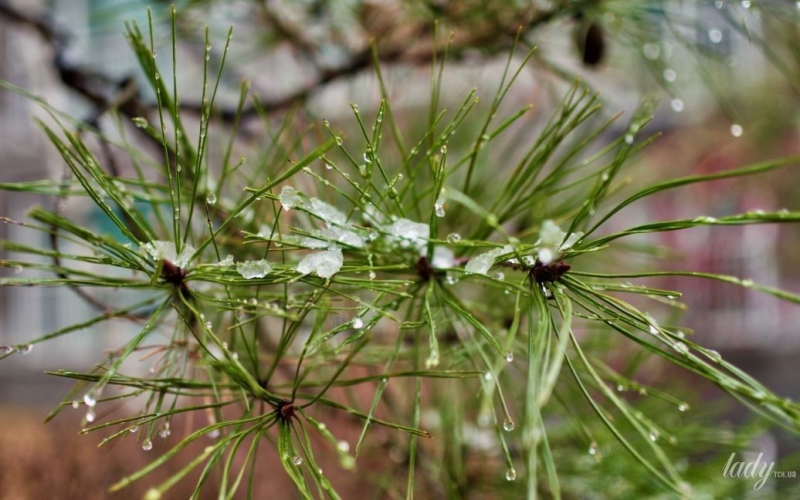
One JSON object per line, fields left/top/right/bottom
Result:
{"left": 297, "top": 247, "right": 343, "bottom": 278}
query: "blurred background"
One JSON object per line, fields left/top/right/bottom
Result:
{"left": 1, "top": 0, "right": 800, "bottom": 497}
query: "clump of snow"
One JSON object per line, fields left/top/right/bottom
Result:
{"left": 217, "top": 255, "right": 234, "bottom": 267}
{"left": 560, "top": 232, "right": 582, "bottom": 251}
{"left": 538, "top": 247, "right": 555, "bottom": 265}
{"left": 536, "top": 220, "right": 583, "bottom": 264}
{"left": 236, "top": 259, "right": 272, "bottom": 279}
{"left": 141, "top": 240, "right": 195, "bottom": 268}
{"left": 388, "top": 218, "right": 429, "bottom": 249}
{"left": 279, "top": 186, "right": 347, "bottom": 228}
{"left": 288, "top": 227, "right": 365, "bottom": 250}
{"left": 309, "top": 198, "right": 347, "bottom": 227}
{"left": 465, "top": 245, "right": 513, "bottom": 275}
{"left": 320, "top": 227, "right": 364, "bottom": 248}
{"left": 430, "top": 246, "right": 455, "bottom": 269}
{"left": 362, "top": 204, "right": 388, "bottom": 226}
{"left": 297, "top": 247, "right": 343, "bottom": 278}
{"left": 279, "top": 186, "right": 303, "bottom": 211}
{"left": 287, "top": 234, "right": 331, "bottom": 249}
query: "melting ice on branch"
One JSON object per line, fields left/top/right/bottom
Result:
{"left": 236, "top": 259, "right": 272, "bottom": 279}
{"left": 537, "top": 220, "right": 582, "bottom": 265}
{"left": 430, "top": 246, "right": 455, "bottom": 269}
{"left": 465, "top": 245, "right": 513, "bottom": 275}
{"left": 388, "top": 218, "right": 430, "bottom": 249}
{"left": 297, "top": 247, "right": 343, "bottom": 278}
{"left": 141, "top": 240, "right": 195, "bottom": 268}
{"left": 279, "top": 186, "right": 347, "bottom": 227}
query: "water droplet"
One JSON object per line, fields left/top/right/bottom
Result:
{"left": 142, "top": 439, "right": 153, "bottom": 451}
{"left": 445, "top": 272, "right": 459, "bottom": 285}
{"left": 505, "top": 351, "right": 514, "bottom": 363}
{"left": 208, "top": 428, "right": 220, "bottom": 439}
{"left": 369, "top": 271, "right": 376, "bottom": 279}
{"left": 649, "top": 431, "right": 659, "bottom": 442}
{"left": 292, "top": 456, "right": 303, "bottom": 466}
{"left": 673, "top": 341, "right": 689, "bottom": 355}
{"left": 337, "top": 440, "right": 350, "bottom": 453}
{"left": 663, "top": 68, "right": 677, "bottom": 82}
{"left": 505, "top": 467, "right": 517, "bottom": 481}
{"left": 706, "top": 349, "right": 722, "bottom": 362}
{"left": 130, "top": 425, "right": 139, "bottom": 433}
{"left": 589, "top": 443, "right": 598, "bottom": 455}
{"left": 85, "top": 409, "right": 95, "bottom": 422}
{"left": 491, "top": 271, "right": 505, "bottom": 281}
{"left": 708, "top": 28, "right": 723, "bottom": 43}
{"left": 159, "top": 423, "right": 171, "bottom": 438}
{"left": 648, "top": 321, "right": 659, "bottom": 335}
{"left": 741, "top": 0, "right": 751, "bottom": 8}
{"left": 670, "top": 98, "right": 684, "bottom": 112}
{"left": 335, "top": 137, "right": 343, "bottom": 146}
{"left": 678, "top": 404, "right": 688, "bottom": 412}
{"left": 643, "top": 43, "right": 660, "bottom": 60}
{"left": 71, "top": 400, "right": 80, "bottom": 409}
{"left": 84, "top": 393, "right": 97, "bottom": 407}
{"left": 144, "top": 488, "right": 161, "bottom": 500}
{"left": 434, "top": 204, "right": 445, "bottom": 218}
{"left": 741, "top": 279, "right": 753, "bottom": 287}
{"left": 205, "top": 321, "right": 212, "bottom": 329}
{"left": 19, "top": 344, "right": 32, "bottom": 355}
{"left": 154, "top": 73, "right": 160, "bottom": 80}
{"left": 616, "top": 384, "right": 625, "bottom": 392}
{"left": 730, "top": 124, "right": 743, "bottom": 137}
{"left": 352, "top": 317, "right": 364, "bottom": 329}
{"left": 503, "top": 416, "right": 515, "bottom": 432}
{"left": 483, "top": 371, "right": 493, "bottom": 381}
{"left": 624, "top": 134, "right": 634, "bottom": 144}
{"left": 206, "top": 193, "right": 217, "bottom": 205}
{"left": 132, "top": 117, "right": 148, "bottom": 128}
{"left": 446, "top": 233, "right": 461, "bottom": 243}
